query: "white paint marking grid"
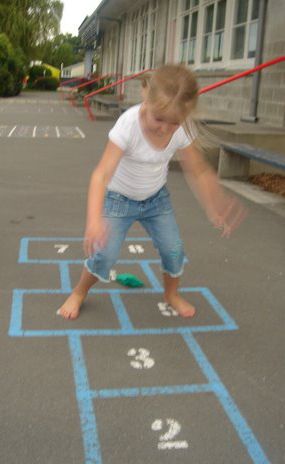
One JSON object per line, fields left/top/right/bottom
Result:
{"left": 0, "top": 125, "right": 85, "bottom": 139}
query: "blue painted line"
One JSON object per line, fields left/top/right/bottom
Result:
{"left": 183, "top": 333, "right": 270, "bottom": 464}
{"left": 59, "top": 262, "right": 72, "bottom": 292}
{"left": 15, "top": 286, "right": 219, "bottom": 295}
{"left": 200, "top": 288, "right": 238, "bottom": 330}
{"left": 11, "top": 325, "right": 238, "bottom": 338}
{"left": 20, "top": 236, "right": 152, "bottom": 242}
{"left": 139, "top": 261, "right": 162, "bottom": 290}
{"left": 19, "top": 237, "right": 29, "bottom": 263}
{"left": 19, "top": 258, "right": 163, "bottom": 265}
{"left": 68, "top": 335, "right": 102, "bottom": 464}
{"left": 9, "top": 286, "right": 237, "bottom": 337}
{"left": 9, "top": 290, "right": 24, "bottom": 336}
{"left": 110, "top": 294, "right": 134, "bottom": 331}
{"left": 90, "top": 383, "right": 214, "bottom": 399}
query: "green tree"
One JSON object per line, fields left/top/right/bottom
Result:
{"left": 0, "top": 33, "right": 26, "bottom": 96}
{"left": 0, "top": 0, "right": 63, "bottom": 60}
{"left": 40, "top": 33, "right": 85, "bottom": 68}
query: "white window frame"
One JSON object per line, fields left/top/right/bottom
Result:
{"left": 102, "top": 24, "right": 119, "bottom": 74}
{"left": 125, "top": 0, "right": 158, "bottom": 74}
{"left": 173, "top": 0, "right": 259, "bottom": 71}
{"left": 179, "top": 0, "right": 200, "bottom": 65}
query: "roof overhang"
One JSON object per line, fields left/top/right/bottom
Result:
{"left": 78, "top": 0, "right": 136, "bottom": 47}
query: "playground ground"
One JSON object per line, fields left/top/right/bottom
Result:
{"left": 0, "top": 91, "right": 284, "bottom": 464}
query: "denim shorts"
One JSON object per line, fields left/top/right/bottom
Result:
{"left": 84, "top": 185, "right": 185, "bottom": 282}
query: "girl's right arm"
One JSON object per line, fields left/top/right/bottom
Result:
{"left": 84, "top": 140, "right": 123, "bottom": 256}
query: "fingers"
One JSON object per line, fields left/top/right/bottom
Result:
{"left": 220, "top": 203, "right": 248, "bottom": 238}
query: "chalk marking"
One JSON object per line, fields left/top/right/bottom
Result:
{"left": 158, "top": 302, "right": 178, "bottom": 317}
{"left": 8, "top": 126, "right": 17, "bottom": 137}
{"left": 54, "top": 244, "right": 69, "bottom": 254}
{"left": 32, "top": 126, "right": 37, "bottom": 138}
{"left": 152, "top": 419, "right": 189, "bottom": 450}
{"left": 75, "top": 126, "right": 85, "bottom": 139}
{"left": 55, "top": 126, "right": 60, "bottom": 138}
{"left": 127, "top": 348, "right": 155, "bottom": 369}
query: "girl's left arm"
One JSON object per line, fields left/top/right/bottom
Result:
{"left": 178, "top": 143, "right": 248, "bottom": 237}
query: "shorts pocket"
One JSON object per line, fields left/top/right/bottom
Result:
{"left": 155, "top": 187, "right": 172, "bottom": 214}
{"left": 104, "top": 191, "right": 129, "bottom": 217}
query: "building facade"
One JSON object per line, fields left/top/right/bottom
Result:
{"left": 79, "top": 0, "right": 285, "bottom": 127}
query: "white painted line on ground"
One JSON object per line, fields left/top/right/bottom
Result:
{"left": 8, "top": 126, "right": 17, "bottom": 137}
{"left": 55, "top": 126, "right": 60, "bottom": 138}
{"left": 75, "top": 126, "right": 85, "bottom": 139}
{"left": 32, "top": 126, "right": 37, "bottom": 138}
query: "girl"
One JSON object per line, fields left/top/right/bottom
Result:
{"left": 58, "top": 64, "right": 246, "bottom": 320}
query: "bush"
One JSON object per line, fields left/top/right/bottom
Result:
{"left": 0, "top": 33, "right": 26, "bottom": 97}
{"left": 28, "top": 65, "right": 52, "bottom": 85}
{"left": 33, "top": 76, "right": 59, "bottom": 90}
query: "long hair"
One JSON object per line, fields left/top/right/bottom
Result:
{"left": 141, "top": 64, "right": 214, "bottom": 152}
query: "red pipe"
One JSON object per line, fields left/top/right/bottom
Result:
{"left": 83, "top": 56, "right": 285, "bottom": 120}
{"left": 59, "top": 77, "right": 86, "bottom": 87}
{"left": 70, "top": 73, "right": 120, "bottom": 107}
{"left": 84, "top": 69, "right": 152, "bottom": 120}
{"left": 199, "top": 56, "right": 285, "bottom": 94}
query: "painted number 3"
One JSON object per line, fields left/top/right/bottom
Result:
{"left": 151, "top": 419, "right": 189, "bottom": 450}
{"left": 127, "top": 348, "right": 155, "bottom": 369}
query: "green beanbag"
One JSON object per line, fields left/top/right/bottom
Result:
{"left": 116, "top": 273, "right": 144, "bottom": 288}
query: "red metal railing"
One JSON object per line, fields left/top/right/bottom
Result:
{"left": 59, "top": 77, "right": 86, "bottom": 87}
{"left": 69, "top": 75, "right": 109, "bottom": 106}
{"left": 82, "top": 56, "right": 285, "bottom": 120}
{"left": 199, "top": 56, "right": 285, "bottom": 95}
{"left": 69, "top": 73, "right": 123, "bottom": 107}
{"left": 83, "top": 69, "right": 152, "bottom": 120}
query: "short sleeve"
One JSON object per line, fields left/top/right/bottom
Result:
{"left": 177, "top": 122, "right": 198, "bottom": 150}
{"left": 108, "top": 111, "right": 130, "bottom": 151}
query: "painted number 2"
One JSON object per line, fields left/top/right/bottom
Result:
{"left": 151, "top": 419, "right": 189, "bottom": 450}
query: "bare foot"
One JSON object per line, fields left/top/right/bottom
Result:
{"left": 57, "top": 291, "right": 86, "bottom": 320}
{"left": 165, "top": 294, "right": 196, "bottom": 318}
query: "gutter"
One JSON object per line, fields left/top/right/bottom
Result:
{"left": 241, "top": 0, "right": 267, "bottom": 123}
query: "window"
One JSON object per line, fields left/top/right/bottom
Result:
{"left": 129, "top": 1, "right": 157, "bottom": 72}
{"left": 232, "top": 0, "right": 260, "bottom": 59}
{"left": 180, "top": 0, "right": 199, "bottom": 64}
{"left": 201, "top": 1, "right": 227, "bottom": 63}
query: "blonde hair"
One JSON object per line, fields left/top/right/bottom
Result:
{"left": 141, "top": 64, "right": 215, "bottom": 152}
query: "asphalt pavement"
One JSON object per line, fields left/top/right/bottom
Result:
{"left": 0, "top": 91, "right": 284, "bottom": 464}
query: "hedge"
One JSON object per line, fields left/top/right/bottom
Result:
{"left": 0, "top": 33, "right": 25, "bottom": 97}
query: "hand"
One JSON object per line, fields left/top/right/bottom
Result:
{"left": 207, "top": 192, "right": 248, "bottom": 238}
{"left": 83, "top": 219, "right": 109, "bottom": 257}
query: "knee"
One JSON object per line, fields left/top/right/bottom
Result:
{"left": 161, "top": 239, "right": 184, "bottom": 265}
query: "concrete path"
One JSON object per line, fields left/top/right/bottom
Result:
{"left": 0, "top": 91, "right": 284, "bottom": 464}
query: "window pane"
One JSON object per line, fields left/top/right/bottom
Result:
{"left": 216, "top": 0, "right": 227, "bottom": 30}
{"left": 181, "top": 40, "right": 187, "bottom": 62}
{"left": 182, "top": 15, "right": 190, "bottom": 39}
{"left": 205, "top": 4, "right": 214, "bottom": 33}
{"left": 184, "top": 0, "right": 191, "bottom": 10}
{"left": 188, "top": 37, "right": 196, "bottom": 63}
{"left": 248, "top": 21, "right": 258, "bottom": 57}
{"left": 191, "top": 0, "right": 199, "bottom": 7}
{"left": 213, "top": 31, "right": 224, "bottom": 60}
{"left": 232, "top": 25, "right": 246, "bottom": 58}
{"left": 235, "top": 0, "right": 248, "bottom": 24}
{"left": 190, "top": 11, "right": 198, "bottom": 37}
{"left": 202, "top": 35, "right": 212, "bottom": 62}
{"left": 251, "top": 0, "right": 259, "bottom": 19}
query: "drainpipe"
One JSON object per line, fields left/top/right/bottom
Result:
{"left": 241, "top": 0, "right": 267, "bottom": 123}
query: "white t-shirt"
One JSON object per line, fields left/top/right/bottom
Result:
{"left": 108, "top": 104, "right": 194, "bottom": 200}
